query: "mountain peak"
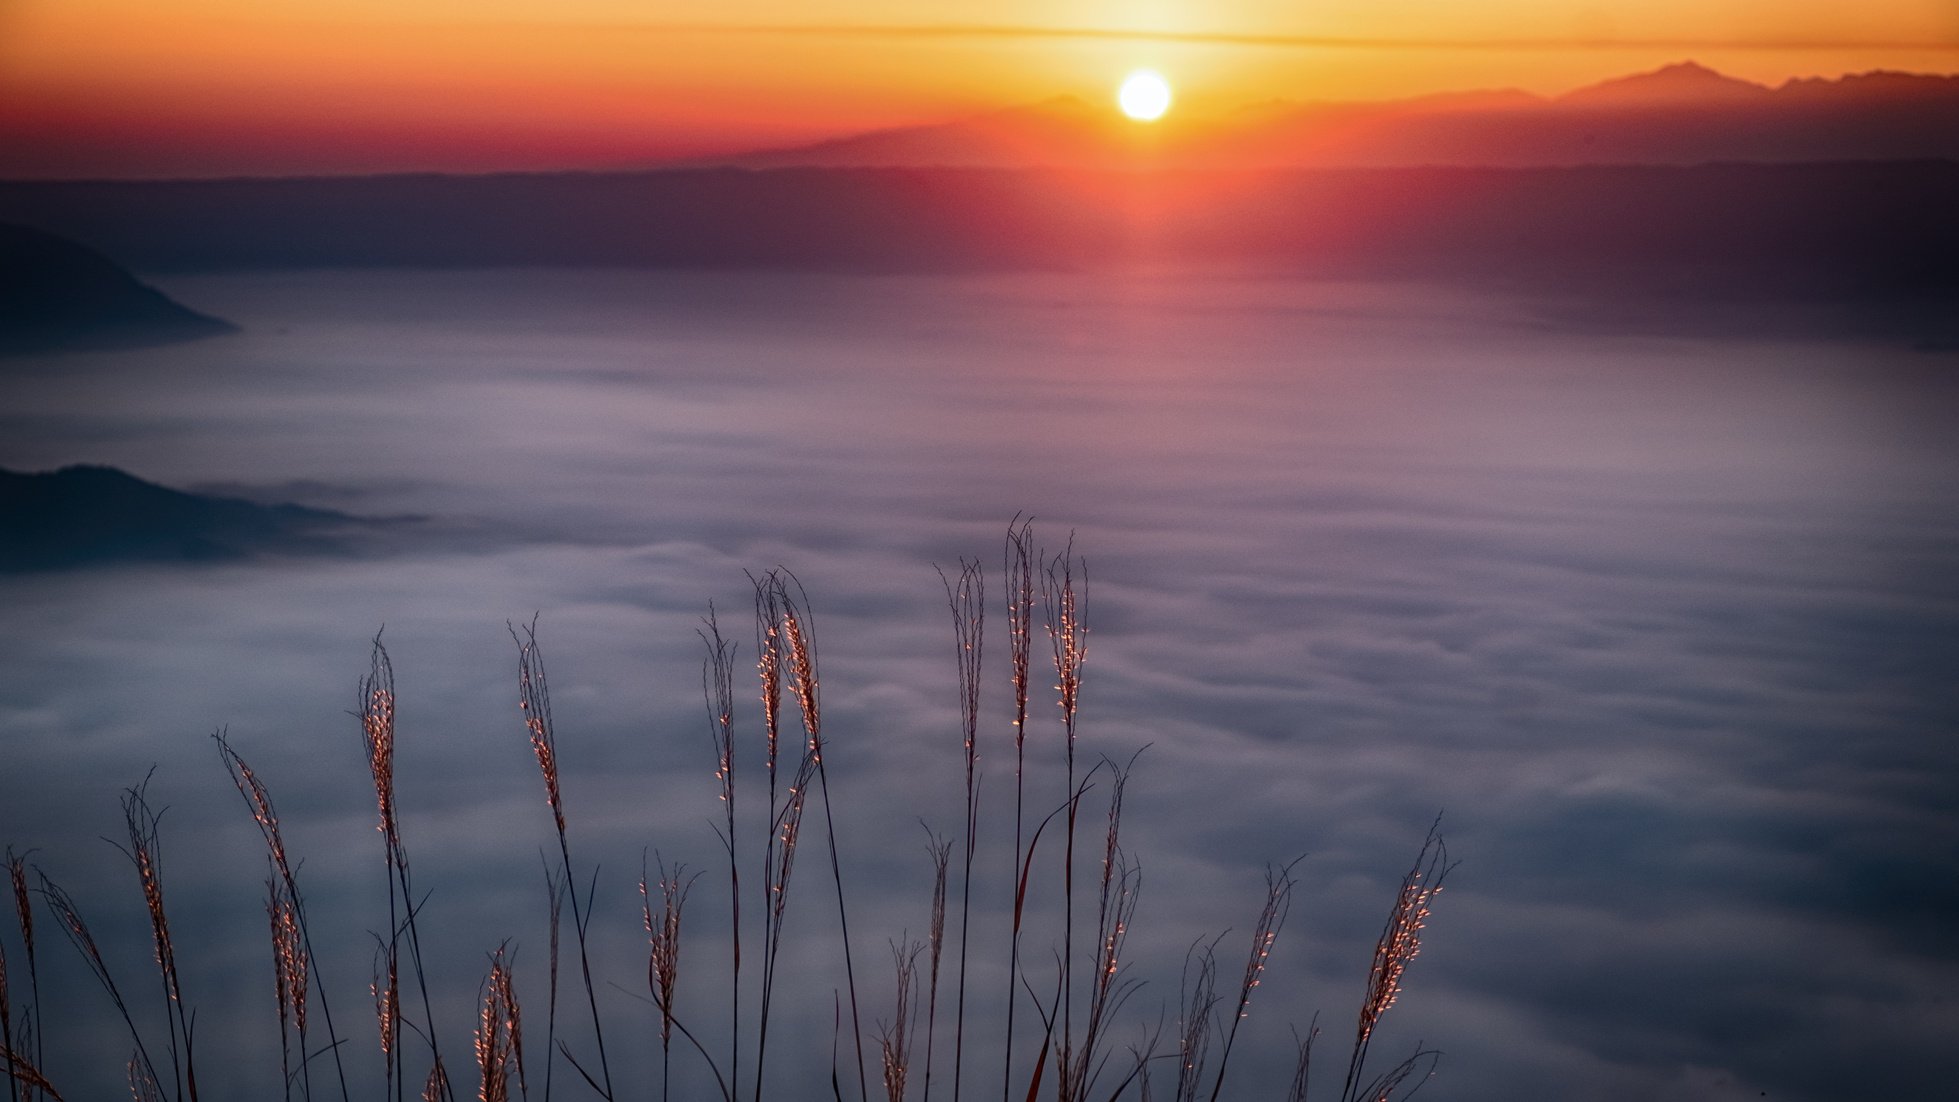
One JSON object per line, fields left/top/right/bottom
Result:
{"left": 1559, "top": 61, "right": 1772, "bottom": 104}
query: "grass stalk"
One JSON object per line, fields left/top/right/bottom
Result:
{"left": 0, "top": 1038, "right": 59, "bottom": 1102}
{"left": 5, "top": 851, "right": 40, "bottom": 1102}
{"left": 110, "top": 774, "right": 196, "bottom": 1102}
{"left": 511, "top": 620, "right": 614, "bottom": 1102}
{"left": 1205, "top": 860, "right": 1300, "bottom": 1102}
{"left": 1041, "top": 539, "right": 1086, "bottom": 1096}
{"left": 768, "top": 571, "right": 869, "bottom": 1102}
{"left": 876, "top": 941, "right": 923, "bottom": 1102}
{"left": 360, "top": 637, "right": 450, "bottom": 1102}
{"left": 1171, "top": 937, "right": 1223, "bottom": 1102}
{"left": 936, "top": 560, "right": 984, "bottom": 1102}
{"left": 265, "top": 878, "right": 296, "bottom": 1101}
{"left": 539, "top": 865, "right": 564, "bottom": 1102}
{"left": 750, "top": 571, "right": 817, "bottom": 1102}
{"left": 641, "top": 854, "right": 698, "bottom": 1102}
{"left": 1, "top": 930, "right": 15, "bottom": 1102}
{"left": 919, "top": 829, "right": 952, "bottom": 1102}
{"left": 128, "top": 1053, "right": 164, "bottom": 1102}
{"left": 1283, "top": 1021, "right": 1319, "bottom": 1102}
{"left": 371, "top": 939, "right": 399, "bottom": 1102}
{"left": 215, "top": 732, "right": 350, "bottom": 1102}
{"left": 421, "top": 1062, "right": 450, "bottom": 1102}
{"left": 1063, "top": 757, "right": 1143, "bottom": 1102}
{"left": 699, "top": 609, "right": 743, "bottom": 1102}
{"left": 1339, "top": 821, "right": 1450, "bottom": 1102}
{"left": 999, "top": 517, "right": 1035, "bottom": 1102}
{"left": 34, "top": 871, "right": 162, "bottom": 1092}
{"left": 752, "top": 742, "right": 816, "bottom": 1102}
{"left": 473, "top": 943, "right": 524, "bottom": 1102}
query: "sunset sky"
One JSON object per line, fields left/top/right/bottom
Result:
{"left": 2, "top": 0, "right": 1957, "bottom": 176}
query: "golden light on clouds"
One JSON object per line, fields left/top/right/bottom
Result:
{"left": 0, "top": 0, "right": 1954, "bottom": 175}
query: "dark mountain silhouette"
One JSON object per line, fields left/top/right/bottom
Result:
{"left": 706, "top": 62, "right": 1959, "bottom": 170}
{"left": 0, "top": 464, "right": 360, "bottom": 572}
{"left": 724, "top": 96, "right": 1130, "bottom": 169}
{"left": 1557, "top": 60, "right": 1775, "bottom": 105}
{"left": 0, "top": 222, "right": 234, "bottom": 355}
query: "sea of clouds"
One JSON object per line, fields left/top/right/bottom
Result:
{"left": 2, "top": 269, "right": 1954, "bottom": 1100}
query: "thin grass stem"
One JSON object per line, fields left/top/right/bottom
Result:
{"left": 936, "top": 559, "right": 984, "bottom": 1102}
{"left": 511, "top": 620, "right": 613, "bottom": 1102}
{"left": 215, "top": 733, "right": 350, "bottom": 1102}
{"left": 876, "top": 941, "right": 923, "bottom": 1102}
{"left": 999, "top": 517, "right": 1035, "bottom": 1102}
{"left": 1042, "top": 539, "right": 1086, "bottom": 1098}
{"left": 34, "top": 871, "right": 162, "bottom": 1092}
{"left": 1205, "top": 859, "right": 1301, "bottom": 1102}
{"left": 699, "top": 608, "right": 742, "bottom": 1102}
{"left": 770, "top": 571, "right": 868, "bottom": 1102}
{"left": 919, "top": 828, "right": 952, "bottom": 1102}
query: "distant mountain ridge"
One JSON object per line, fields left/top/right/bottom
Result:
{"left": 709, "top": 62, "right": 1959, "bottom": 170}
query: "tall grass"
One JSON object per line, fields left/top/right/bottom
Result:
{"left": 4, "top": 848, "right": 45, "bottom": 1102}
{"left": 472, "top": 942, "right": 523, "bottom": 1102}
{"left": 641, "top": 854, "right": 698, "bottom": 1102}
{"left": 512, "top": 618, "right": 613, "bottom": 1101}
{"left": 999, "top": 516, "right": 1036, "bottom": 1102}
{"left": 360, "top": 636, "right": 450, "bottom": 1102}
{"left": 699, "top": 606, "right": 743, "bottom": 1100}
{"left": 1042, "top": 538, "right": 1087, "bottom": 1102}
{"left": 919, "top": 828, "right": 953, "bottom": 1102}
{"left": 0, "top": 524, "right": 1453, "bottom": 1102}
{"left": 216, "top": 729, "right": 351, "bottom": 1102}
{"left": 937, "top": 558, "right": 984, "bottom": 1102}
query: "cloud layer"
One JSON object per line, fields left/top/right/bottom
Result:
{"left": 1, "top": 269, "right": 1954, "bottom": 1100}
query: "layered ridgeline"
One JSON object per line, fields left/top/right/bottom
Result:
{"left": 0, "top": 222, "right": 233, "bottom": 354}
{"left": 708, "top": 63, "right": 1959, "bottom": 171}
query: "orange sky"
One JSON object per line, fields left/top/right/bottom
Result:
{"left": 2, "top": 0, "right": 1956, "bottom": 177}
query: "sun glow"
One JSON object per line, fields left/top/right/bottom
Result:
{"left": 1117, "top": 70, "right": 1172, "bottom": 122}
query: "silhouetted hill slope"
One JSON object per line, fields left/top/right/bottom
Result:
{"left": 0, "top": 222, "right": 233, "bottom": 355}
{"left": 0, "top": 162, "right": 1951, "bottom": 301}
{"left": 725, "top": 96, "right": 1126, "bottom": 169}
{"left": 0, "top": 465, "right": 357, "bottom": 572}
{"left": 710, "top": 63, "right": 1959, "bottom": 170}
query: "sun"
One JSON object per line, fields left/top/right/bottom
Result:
{"left": 1117, "top": 70, "right": 1173, "bottom": 122}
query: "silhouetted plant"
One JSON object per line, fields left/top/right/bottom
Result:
{"left": 217, "top": 730, "right": 350, "bottom": 1102}
{"left": 919, "top": 828, "right": 953, "bottom": 1102}
{"left": 4, "top": 847, "right": 45, "bottom": 1102}
{"left": 511, "top": 619, "right": 612, "bottom": 1101}
{"left": 360, "top": 637, "right": 449, "bottom": 1102}
{"left": 472, "top": 942, "right": 523, "bottom": 1102}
